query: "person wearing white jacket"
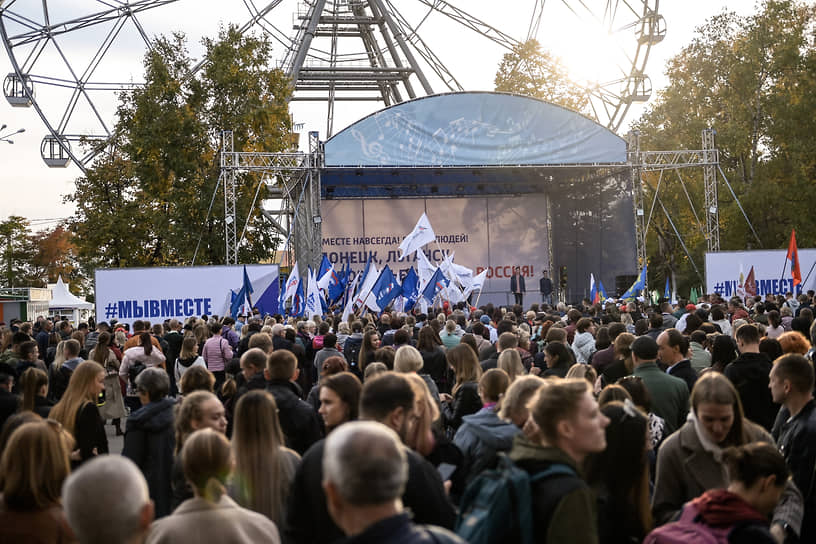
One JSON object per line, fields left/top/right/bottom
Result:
{"left": 571, "top": 317, "right": 597, "bottom": 364}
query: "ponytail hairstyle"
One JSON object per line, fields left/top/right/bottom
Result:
{"left": 182, "top": 428, "right": 232, "bottom": 503}
{"left": 92, "top": 332, "right": 112, "bottom": 366}
{"left": 723, "top": 441, "right": 789, "bottom": 489}
{"left": 20, "top": 367, "right": 49, "bottom": 412}
{"left": 139, "top": 332, "right": 153, "bottom": 356}
{"left": 479, "top": 368, "right": 511, "bottom": 410}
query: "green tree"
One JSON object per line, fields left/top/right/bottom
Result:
{"left": 67, "top": 26, "right": 292, "bottom": 268}
{"left": 494, "top": 39, "right": 589, "bottom": 115}
{"left": 0, "top": 216, "right": 34, "bottom": 288}
{"left": 633, "top": 0, "right": 816, "bottom": 294}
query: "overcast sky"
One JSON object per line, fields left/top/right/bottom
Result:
{"left": 0, "top": 1, "right": 760, "bottom": 225}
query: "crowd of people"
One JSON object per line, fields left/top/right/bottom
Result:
{"left": 0, "top": 288, "right": 814, "bottom": 543}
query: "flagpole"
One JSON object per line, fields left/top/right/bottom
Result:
{"left": 802, "top": 260, "right": 816, "bottom": 291}
{"left": 353, "top": 267, "right": 385, "bottom": 317}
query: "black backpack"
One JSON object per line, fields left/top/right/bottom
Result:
{"left": 344, "top": 338, "right": 362, "bottom": 368}
{"left": 128, "top": 362, "right": 147, "bottom": 386}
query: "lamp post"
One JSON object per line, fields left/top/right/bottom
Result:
{"left": 0, "top": 124, "right": 25, "bottom": 144}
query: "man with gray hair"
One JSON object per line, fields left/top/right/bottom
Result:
{"left": 323, "top": 421, "right": 464, "bottom": 543}
{"left": 63, "top": 455, "right": 154, "bottom": 544}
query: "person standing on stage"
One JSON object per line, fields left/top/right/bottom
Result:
{"left": 510, "top": 267, "right": 526, "bottom": 307}
{"left": 539, "top": 270, "right": 553, "bottom": 306}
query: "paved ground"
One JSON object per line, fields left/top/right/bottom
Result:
{"left": 105, "top": 421, "right": 125, "bottom": 454}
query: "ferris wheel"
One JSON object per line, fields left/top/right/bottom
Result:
{"left": 1, "top": 0, "right": 664, "bottom": 172}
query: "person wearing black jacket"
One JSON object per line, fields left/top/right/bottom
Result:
{"left": 726, "top": 323, "right": 777, "bottom": 431}
{"left": 285, "top": 373, "right": 455, "bottom": 544}
{"left": 770, "top": 354, "right": 816, "bottom": 543}
{"left": 122, "top": 367, "right": 175, "bottom": 518}
{"left": 264, "top": 349, "right": 322, "bottom": 455}
{"left": 657, "top": 328, "right": 698, "bottom": 393}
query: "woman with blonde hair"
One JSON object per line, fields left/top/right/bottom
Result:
{"left": 49, "top": 361, "right": 108, "bottom": 466}
{"left": 90, "top": 331, "right": 127, "bottom": 436}
{"left": 394, "top": 345, "right": 440, "bottom": 402}
{"left": 499, "top": 375, "right": 545, "bottom": 428}
{"left": 0, "top": 419, "right": 75, "bottom": 542}
{"left": 498, "top": 349, "right": 525, "bottom": 382}
{"left": 402, "top": 372, "right": 441, "bottom": 457}
{"left": 231, "top": 391, "right": 301, "bottom": 525}
{"left": 148, "top": 429, "right": 280, "bottom": 543}
{"left": 19, "top": 366, "right": 52, "bottom": 418}
{"left": 171, "top": 391, "right": 227, "bottom": 509}
{"left": 440, "top": 344, "right": 483, "bottom": 434}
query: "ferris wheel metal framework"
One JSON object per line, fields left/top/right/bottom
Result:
{"left": 1, "top": 0, "right": 665, "bottom": 172}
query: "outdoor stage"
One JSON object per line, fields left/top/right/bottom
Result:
{"left": 319, "top": 92, "right": 637, "bottom": 306}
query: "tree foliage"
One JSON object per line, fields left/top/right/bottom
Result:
{"left": 632, "top": 0, "right": 816, "bottom": 294}
{"left": 0, "top": 217, "right": 86, "bottom": 293}
{"left": 66, "top": 26, "right": 292, "bottom": 269}
{"left": 494, "top": 39, "right": 590, "bottom": 115}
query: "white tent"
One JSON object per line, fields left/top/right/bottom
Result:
{"left": 49, "top": 276, "right": 92, "bottom": 325}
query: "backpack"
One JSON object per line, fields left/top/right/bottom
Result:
{"left": 128, "top": 361, "right": 147, "bottom": 386}
{"left": 455, "top": 453, "right": 576, "bottom": 544}
{"left": 344, "top": 338, "right": 362, "bottom": 368}
{"left": 644, "top": 505, "right": 731, "bottom": 544}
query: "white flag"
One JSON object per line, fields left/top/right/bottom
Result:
{"left": 416, "top": 249, "right": 436, "bottom": 290}
{"left": 282, "top": 261, "right": 300, "bottom": 304}
{"left": 463, "top": 269, "right": 488, "bottom": 298}
{"left": 355, "top": 262, "right": 381, "bottom": 312}
{"left": 305, "top": 268, "right": 322, "bottom": 319}
{"left": 398, "top": 213, "right": 436, "bottom": 260}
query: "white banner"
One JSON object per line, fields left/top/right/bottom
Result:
{"left": 94, "top": 264, "right": 279, "bottom": 326}
{"left": 321, "top": 196, "right": 551, "bottom": 307}
{"left": 705, "top": 250, "right": 816, "bottom": 298}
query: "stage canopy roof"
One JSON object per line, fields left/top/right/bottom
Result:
{"left": 322, "top": 92, "right": 627, "bottom": 197}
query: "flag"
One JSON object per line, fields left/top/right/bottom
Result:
{"left": 689, "top": 286, "right": 698, "bottom": 304}
{"left": 663, "top": 277, "right": 670, "bottom": 301}
{"left": 316, "top": 254, "right": 334, "bottom": 291}
{"left": 341, "top": 271, "right": 360, "bottom": 322}
{"left": 745, "top": 266, "right": 757, "bottom": 298}
{"left": 589, "top": 273, "right": 597, "bottom": 303}
{"left": 401, "top": 267, "right": 419, "bottom": 311}
{"left": 597, "top": 279, "right": 608, "bottom": 301}
{"left": 355, "top": 257, "right": 380, "bottom": 312}
{"left": 291, "top": 281, "right": 305, "bottom": 317}
{"left": 398, "top": 212, "right": 436, "bottom": 260}
{"left": 281, "top": 261, "right": 300, "bottom": 304}
{"left": 621, "top": 264, "right": 647, "bottom": 300}
{"left": 464, "top": 269, "right": 488, "bottom": 299}
{"left": 416, "top": 249, "right": 436, "bottom": 288}
{"left": 305, "top": 267, "right": 322, "bottom": 319}
{"left": 230, "top": 265, "right": 254, "bottom": 318}
{"left": 327, "top": 263, "right": 347, "bottom": 305}
{"left": 422, "top": 267, "right": 449, "bottom": 304}
{"left": 787, "top": 229, "right": 801, "bottom": 286}
{"left": 372, "top": 265, "right": 403, "bottom": 310}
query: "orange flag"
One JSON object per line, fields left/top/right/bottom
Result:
{"left": 787, "top": 230, "right": 802, "bottom": 286}
{"left": 744, "top": 266, "right": 757, "bottom": 298}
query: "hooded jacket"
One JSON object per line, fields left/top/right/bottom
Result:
{"left": 123, "top": 397, "right": 176, "bottom": 518}
{"left": 453, "top": 407, "right": 519, "bottom": 484}
{"left": 572, "top": 331, "right": 597, "bottom": 364}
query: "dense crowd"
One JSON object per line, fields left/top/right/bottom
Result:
{"left": 0, "top": 288, "right": 815, "bottom": 543}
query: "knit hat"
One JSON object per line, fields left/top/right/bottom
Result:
{"left": 480, "top": 315, "right": 491, "bottom": 324}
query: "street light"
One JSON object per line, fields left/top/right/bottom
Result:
{"left": 0, "top": 124, "right": 25, "bottom": 144}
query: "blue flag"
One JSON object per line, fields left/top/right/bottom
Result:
{"left": 402, "top": 267, "right": 419, "bottom": 311}
{"left": 422, "top": 267, "right": 449, "bottom": 304}
{"left": 597, "top": 279, "right": 608, "bottom": 301}
{"left": 230, "top": 266, "right": 254, "bottom": 318}
{"left": 664, "top": 277, "right": 670, "bottom": 301}
{"left": 317, "top": 254, "right": 332, "bottom": 283}
{"left": 621, "top": 265, "right": 648, "bottom": 300}
{"left": 372, "top": 265, "right": 403, "bottom": 310}
{"left": 327, "top": 262, "right": 347, "bottom": 305}
{"left": 291, "top": 281, "right": 305, "bottom": 317}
